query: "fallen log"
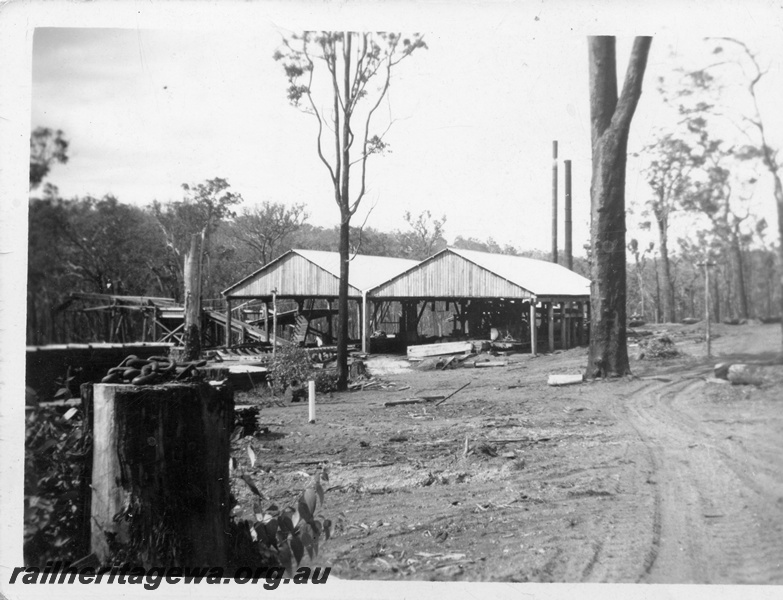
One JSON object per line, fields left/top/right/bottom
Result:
{"left": 727, "top": 364, "right": 783, "bottom": 386}
{"left": 384, "top": 398, "right": 429, "bottom": 407}
{"left": 384, "top": 394, "right": 445, "bottom": 407}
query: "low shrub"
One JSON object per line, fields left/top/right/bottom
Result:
{"left": 24, "top": 403, "right": 90, "bottom": 566}
{"left": 637, "top": 334, "right": 680, "bottom": 360}
{"left": 311, "top": 369, "right": 340, "bottom": 393}
{"left": 268, "top": 346, "right": 339, "bottom": 395}
{"left": 268, "top": 346, "right": 314, "bottom": 394}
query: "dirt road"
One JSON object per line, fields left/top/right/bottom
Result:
{"left": 233, "top": 323, "right": 783, "bottom": 583}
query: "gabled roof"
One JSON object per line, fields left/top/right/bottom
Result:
{"left": 222, "top": 249, "right": 418, "bottom": 298}
{"left": 294, "top": 249, "right": 418, "bottom": 292}
{"left": 448, "top": 248, "right": 590, "bottom": 298}
{"left": 368, "top": 247, "right": 590, "bottom": 299}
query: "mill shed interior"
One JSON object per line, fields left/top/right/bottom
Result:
{"left": 221, "top": 249, "right": 417, "bottom": 348}
{"left": 363, "top": 248, "right": 591, "bottom": 355}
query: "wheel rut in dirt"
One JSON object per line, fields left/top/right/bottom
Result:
{"left": 623, "top": 374, "right": 783, "bottom": 584}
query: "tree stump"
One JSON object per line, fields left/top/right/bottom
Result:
{"left": 89, "top": 381, "right": 233, "bottom": 567}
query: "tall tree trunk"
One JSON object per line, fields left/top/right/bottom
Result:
{"left": 657, "top": 218, "right": 675, "bottom": 322}
{"left": 653, "top": 256, "right": 661, "bottom": 323}
{"left": 333, "top": 33, "right": 353, "bottom": 391}
{"left": 712, "top": 272, "right": 720, "bottom": 324}
{"left": 775, "top": 175, "right": 783, "bottom": 347}
{"left": 635, "top": 258, "right": 646, "bottom": 319}
{"left": 731, "top": 228, "right": 749, "bottom": 319}
{"left": 336, "top": 219, "right": 351, "bottom": 389}
{"left": 586, "top": 36, "right": 652, "bottom": 378}
{"left": 182, "top": 233, "right": 202, "bottom": 361}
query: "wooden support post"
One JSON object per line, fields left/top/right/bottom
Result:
{"left": 272, "top": 289, "right": 278, "bottom": 357}
{"left": 362, "top": 294, "right": 371, "bottom": 354}
{"left": 560, "top": 302, "right": 567, "bottom": 350}
{"left": 262, "top": 301, "right": 268, "bottom": 342}
{"left": 576, "top": 302, "right": 583, "bottom": 346}
{"left": 547, "top": 302, "right": 555, "bottom": 352}
{"left": 360, "top": 294, "right": 366, "bottom": 353}
{"left": 89, "top": 382, "right": 233, "bottom": 567}
{"left": 225, "top": 297, "right": 232, "bottom": 348}
{"left": 153, "top": 307, "right": 160, "bottom": 342}
{"left": 530, "top": 300, "right": 538, "bottom": 356}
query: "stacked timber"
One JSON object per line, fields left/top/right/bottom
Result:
{"left": 407, "top": 341, "right": 473, "bottom": 360}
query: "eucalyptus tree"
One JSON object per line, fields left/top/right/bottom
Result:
{"left": 275, "top": 32, "right": 426, "bottom": 388}
{"left": 586, "top": 36, "right": 652, "bottom": 378}
{"left": 30, "top": 127, "right": 69, "bottom": 189}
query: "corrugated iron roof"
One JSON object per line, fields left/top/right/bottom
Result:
{"left": 448, "top": 247, "right": 590, "bottom": 298}
{"left": 294, "top": 249, "right": 418, "bottom": 292}
{"left": 222, "top": 249, "right": 418, "bottom": 297}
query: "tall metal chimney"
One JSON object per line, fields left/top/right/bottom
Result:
{"left": 551, "top": 141, "right": 558, "bottom": 264}
{"left": 564, "top": 159, "right": 573, "bottom": 270}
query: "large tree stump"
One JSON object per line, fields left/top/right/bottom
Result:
{"left": 89, "top": 381, "right": 233, "bottom": 567}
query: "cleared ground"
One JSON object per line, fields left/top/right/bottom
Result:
{"left": 232, "top": 323, "right": 783, "bottom": 583}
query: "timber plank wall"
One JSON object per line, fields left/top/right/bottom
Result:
{"left": 370, "top": 251, "right": 533, "bottom": 299}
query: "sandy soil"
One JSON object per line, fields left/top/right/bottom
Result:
{"left": 231, "top": 323, "right": 783, "bottom": 583}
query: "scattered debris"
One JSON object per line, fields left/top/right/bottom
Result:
{"left": 434, "top": 382, "right": 472, "bottom": 407}
{"left": 384, "top": 398, "right": 427, "bottom": 407}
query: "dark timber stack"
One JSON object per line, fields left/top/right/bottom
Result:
{"left": 89, "top": 381, "right": 233, "bottom": 567}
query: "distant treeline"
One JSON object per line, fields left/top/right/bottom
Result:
{"left": 25, "top": 188, "right": 549, "bottom": 345}
{"left": 26, "top": 186, "right": 779, "bottom": 345}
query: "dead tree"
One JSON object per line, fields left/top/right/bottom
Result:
{"left": 182, "top": 233, "right": 202, "bottom": 361}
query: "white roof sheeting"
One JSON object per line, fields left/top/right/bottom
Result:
{"left": 222, "top": 249, "right": 418, "bottom": 297}
{"left": 293, "top": 250, "right": 418, "bottom": 292}
{"left": 449, "top": 247, "right": 590, "bottom": 298}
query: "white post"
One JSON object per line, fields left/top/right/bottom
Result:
{"left": 308, "top": 380, "right": 316, "bottom": 424}
{"left": 530, "top": 298, "right": 538, "bottom": 357}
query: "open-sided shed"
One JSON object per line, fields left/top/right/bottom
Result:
{"left": 221, "top": 249, "right": 417, "bottom": 346}
{"left": 364, "top": 247, "right": 591, "bottom": 354}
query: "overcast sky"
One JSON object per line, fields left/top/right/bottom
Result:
{"left": 29, "top": 1, "right": 783, "bottom": 255}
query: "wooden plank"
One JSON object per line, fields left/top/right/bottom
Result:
{"left": 547, "top": 373, "right": 584, "bottom": 386}
{"left": 407, "top": 341, "right": 473, "bottom": 359}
